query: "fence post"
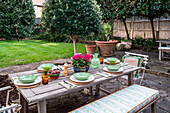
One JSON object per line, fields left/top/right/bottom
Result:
{"left": 156, "top": 18, "right": 160, "bottom": 40}
{"left": 131, "top": 16, "right": 135, "bottom": 40}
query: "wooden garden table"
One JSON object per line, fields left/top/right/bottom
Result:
{"left": 8, "top": 64, "right": 141, "bottom": 113}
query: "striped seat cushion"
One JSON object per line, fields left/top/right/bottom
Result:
{"left": 122, "top": 55, "right": 144, "bottom": 78}
{"left": 69, "top": 84, "right": 159, "bottom": 113}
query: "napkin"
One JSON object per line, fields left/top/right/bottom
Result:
{"left": 120, "top": 62, "right": 129, "bottom": 67}
{"left": 96, "top": 72, "right": 110, "bottom": 77}
{"left": 58, "top": 81, "right": 77, "bottom": 89}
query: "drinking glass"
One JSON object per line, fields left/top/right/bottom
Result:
{"left": 99, "top": 57, "right": 104, "bottom": 64}
{"left": 42, "top": 66, "right": 50, "bottom": 85}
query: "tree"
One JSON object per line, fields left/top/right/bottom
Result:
{"left": 0, "top": 0, "right": 35, "bottom": 41}
{"left": 42, "top": 0, "right": 102, "bottom": 54}
{"left": 134, "top": 0, "right": 169, "bottom": 42}
{"left": 96, "top": 0, "right": 133, "bottom": 40}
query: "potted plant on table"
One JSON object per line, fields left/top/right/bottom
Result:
{"left": 72, "top": 53, "right": 92, "bottom": 72}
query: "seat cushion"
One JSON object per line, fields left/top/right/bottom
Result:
{"left": 122, "top": 55, "right": 144, "bottom": 78}
{"left": 69, "top": 84, "right": 159, "bottom": 113}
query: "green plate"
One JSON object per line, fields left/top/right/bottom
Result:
{"left": 73, "top": 72, "right": 91, "bottom": 81}
{"left": 106, "top": 65, "right": 121, "bottom": 71}
{"left": 106, "top": 57, "right": 118, "bottom": 62}
{"left": 18, "top": 75, "right": 38, "bottom": 84}
{"left": 40, "top": 63, "right": 54, "bottom": 69}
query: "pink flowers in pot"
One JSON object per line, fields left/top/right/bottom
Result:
{"left": 72, "top": 53, "right": 92, "bottom": 67}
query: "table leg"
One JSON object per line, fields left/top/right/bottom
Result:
{"left": 38, "top": 100, "right": 47, "bottom": 113}
{"left": 89, "top": 87, "right": 93, "bottom": 95}
{"left": 95, "top": 84, "right": 100, "bottom": 96}
{"left": 19, "top": 93, "right": 28, "bottom": 113}
{"left": 128, "top": 72, "right": 133, "bottom": 86}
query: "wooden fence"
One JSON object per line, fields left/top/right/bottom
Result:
{"left": 113, "top": 17, "right": 170, "bottom": 40}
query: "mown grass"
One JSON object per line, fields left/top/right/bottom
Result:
{"left": 0, "top": 40, "right": 90, "bottom": 68}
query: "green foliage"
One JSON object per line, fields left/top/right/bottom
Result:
{"left": 31, "top": 25, "right": 42, "bottom": 36}
{"left": 96, "top": 0, "right": 113, "bottom": 21}
{"left": 100, "top": 23, "right": 114, "bottom": 41}
{"left": 42, "top": 0, "right": 102, "bottom": 37}
{"left": 134, "top": 0, "right": 169, "bottom": 19}
{"left": 97, "top": 0, "right": 133, "bottom": 40}
{"left": 134, "top": 0, "right": 169, "bottom": 41}
{"left": 132, "top": 36, "right": 158, "bottom": 50}
{"left": 0, "top": 0, "right": 35, "bottom": 39}
{"left": 31, "top": 33, "right": 69, "bottom": 42}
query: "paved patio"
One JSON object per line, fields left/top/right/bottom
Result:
{"left": 0, "top": 50, "right": 169, "bottom": 113}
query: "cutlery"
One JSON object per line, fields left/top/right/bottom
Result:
{"left": 63, "top": 80, "right": 73, "bottom": 87}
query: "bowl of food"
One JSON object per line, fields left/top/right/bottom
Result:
{"left": 18, "top": 75, "right": 38, "bottom": 83}
{"left": 49, "top": 69, "right": 60, "bottom": 80}
{"left": 73, "top": 72, "right": 91, "bottom": 81}
{"left": 106, "top": 65, "right": 121, "bottom": 71}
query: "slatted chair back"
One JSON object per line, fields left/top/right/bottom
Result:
{"left": 123, "top": 52, "right": 149, "bottom": 84}
{"left": 0, "top": 86, "right": 21, "bottom": 113}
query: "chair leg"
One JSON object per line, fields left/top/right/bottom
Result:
{"left": 151, "top": 103, "right": 156, "bottom": 113}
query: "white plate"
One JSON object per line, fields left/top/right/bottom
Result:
{"left": 38, "top": 65, "right": 58, "bottom": 71}
{"left": 104, "top": 59, "right": 120, "bottom": 64}
{"left": 70, "top": 75, "right": 95, "bottom": 83}
{"left": 14, "top": 76, "right": 42, "bottom": 86}
{"left": 103, "top": 67, "right": 123, "bottom": 72}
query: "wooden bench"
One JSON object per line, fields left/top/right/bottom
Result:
{"left": 158, "top": 47, "right": 170, "bottom": 60}
{"left": 157, "top": 40, "right": 170, "bottom": 61}
{"left": 69, "top": 84, "right": 159, "bottom": 113}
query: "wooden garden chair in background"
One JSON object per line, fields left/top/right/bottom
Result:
{"left": 121, "top": 52, "right": 149, "bottom": 84}
{"left": 0, "top": 86, "right": 21, "bottom": 113}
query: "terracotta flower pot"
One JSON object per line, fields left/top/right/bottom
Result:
{"left": 85, "top": 45, "right": 96, "bottom": 54}
{"left": 95, "top": 40, "right": 118, "bottom": 56}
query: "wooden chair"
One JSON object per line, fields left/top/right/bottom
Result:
{"left": 121, "top": 52, "right": 149, "bottom": 85}
{"left": 0, "top": 86, "right": 21, "bottom": 113}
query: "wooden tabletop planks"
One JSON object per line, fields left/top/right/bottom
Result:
{"left": 8, "top": 64, "right": 141, "bottom": 103}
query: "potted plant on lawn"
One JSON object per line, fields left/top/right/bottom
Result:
{"left": 72, "top": 53, "right": 92, "bottom": 72}
{"left": 95, "top": 23, "right": 118, "bottom": 56}
{"left": 85, "top": 45, "right": 97, "bottom": 54}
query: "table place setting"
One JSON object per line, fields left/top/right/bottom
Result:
{"left": 104, "top": 57, "right": 120, "bottom": 65}
{"left": 12, "top": 75, "right": 42, "bottom": 89}
{"left": 37, "top": 63, "right": 64, "bottom": 73}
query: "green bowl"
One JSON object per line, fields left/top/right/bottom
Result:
{"left": 106, "top": 57, "right": 118, "bottom": 62}
{"left": 18, "top": 75, "right": 38, "bottom": 84}
{"left": 49, "top": 74, "right": 60, "bottom": 77}
{"left": 73, "top": 72, "right": 91, "bottom": 81}
{"left": 40, "top": 63, "right": 54, "bottom": 69}
{"left": 106, "top": 65, "right": 121, "bottom": 71}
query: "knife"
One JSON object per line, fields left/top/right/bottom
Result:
{"left": 63, "top": 80, "right": 73, "bottom": 87}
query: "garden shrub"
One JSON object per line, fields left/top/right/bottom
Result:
{"left": 31, "top": 33, "right": 69, "bottom": 42}
{"left": 0, "top": 0, "right": 35, "bottom": 40}
{"left": 132, "top": 36, "right": 158, "bottom": 50}
{"left": 42, "top": 0, "right": 102, "bottom": 53}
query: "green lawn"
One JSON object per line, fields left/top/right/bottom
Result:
{"left": 0, "top": 40, "right": 88, "bottom": 68}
